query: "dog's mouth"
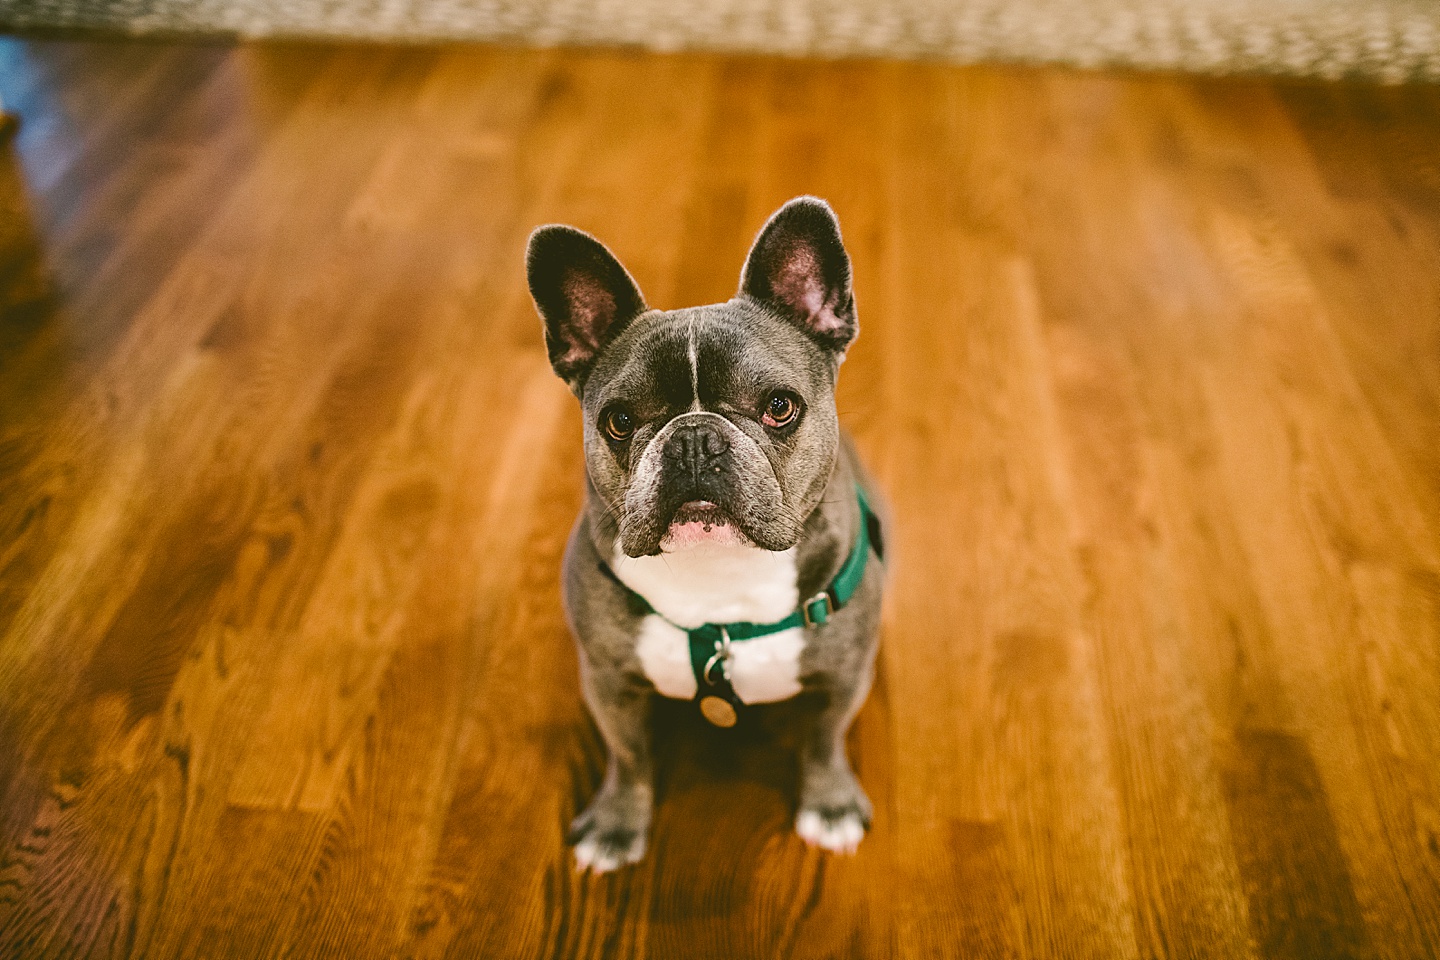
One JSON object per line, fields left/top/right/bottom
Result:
{"left": 661, "top": 500, "right": 751, "bottom": 550}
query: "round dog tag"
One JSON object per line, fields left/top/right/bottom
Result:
{"left": 699, "top": 695, "right": 738, "bottom": 728}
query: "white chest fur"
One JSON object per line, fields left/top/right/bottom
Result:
{"left": 611, "top": 543, "right": 806, "bottom": 704}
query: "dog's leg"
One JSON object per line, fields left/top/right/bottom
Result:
{"left": 795, "top": 654, "right": 875, "bottom": 854}
{"left": 568, "top": 661, "right": 653, "bottom": 873}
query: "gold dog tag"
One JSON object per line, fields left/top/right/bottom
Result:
{"left": 699, "top": 695, "right": 738, "bottom": 728}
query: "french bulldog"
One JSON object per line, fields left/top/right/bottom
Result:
{"left": 526, "top": 196, "right": 885, "bottom": 873}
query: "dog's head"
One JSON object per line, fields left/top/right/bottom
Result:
{"left": 527, "top": 197, "right": 857, "bottom": 557}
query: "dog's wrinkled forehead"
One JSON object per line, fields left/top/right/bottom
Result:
{"left": 586, "top": 302, "right": 830, "bottom": 413}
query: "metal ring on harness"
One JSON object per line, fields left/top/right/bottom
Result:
{"left": 701, "top": 626, "right": 731, "bottom": 686}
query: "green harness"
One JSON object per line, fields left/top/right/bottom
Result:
{"left": 604, "top": 485, "right": 881, "bottom": 727}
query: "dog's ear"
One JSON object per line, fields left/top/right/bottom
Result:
{"left": 739, "top": 196, "right": 857, "bottom": 352}
{"left": 527, "top": 225, "right": 647, "bottom": 387}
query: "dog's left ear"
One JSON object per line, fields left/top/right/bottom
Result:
{"left": 527, "top": 224, "right": 647, "bottom": 388}
{"left": 739, "top": 196, "right": 857, "bottom": 352}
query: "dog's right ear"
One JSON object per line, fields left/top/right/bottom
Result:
{"left": 527, "top": 225, "right": 646, "bottom": 388}
{"left": 739, "top": 196, "right": 856, "bottom": 354}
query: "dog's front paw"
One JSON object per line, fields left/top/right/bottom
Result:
{"left": 796, "top": 768, "right": 872, "bottom": 854}
{"left": 795, "top": 801, "right": 869, "bottom": 854}
{"left": 567, "top": 787, "right": 651, "bottom": 873}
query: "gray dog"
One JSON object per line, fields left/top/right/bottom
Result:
{"left": 526, "top": 196, "right": 885, "bottom": 872}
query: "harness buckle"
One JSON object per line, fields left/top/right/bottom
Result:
{"left": 802, "top": 592, "right": 834, "bottom": 627}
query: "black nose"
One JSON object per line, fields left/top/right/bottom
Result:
{"left": 665, "top": 420, "right": 731, "bottom": 484}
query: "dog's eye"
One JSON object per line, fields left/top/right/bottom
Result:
{"left": 761, "top": 392, "right": 801, "bottom": 429}
{"left": 602, "top": 407, "right": 635, "bottom": 442}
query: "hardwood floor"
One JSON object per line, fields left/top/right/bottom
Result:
{"left": 1, "top": 37, "right": 1438, "bottom": 960}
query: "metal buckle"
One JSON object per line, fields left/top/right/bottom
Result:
{"left": 702, "top": 626, "right": 731, "bottom": 685}
{"left": 802, "top": 592, "right": 834, "bottom": 627}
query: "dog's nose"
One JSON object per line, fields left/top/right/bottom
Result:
{"left": 665, "top": 420, "right": 731, "bottom": 479}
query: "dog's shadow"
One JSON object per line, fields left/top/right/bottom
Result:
{"left": 626, "top": 695, "right": 818, "bottom": 912}
{"left": 550, "top": 679, "right": 888, "bottom": 946}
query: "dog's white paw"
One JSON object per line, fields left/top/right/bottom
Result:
{"left": 795, "top": 806, "right": 867, "bottom": 854}
{"left": 568, "top": 790, "right": 650, "bottom": 874}
{"left": 573, "top": 828, "right": 647, "bottom": 873}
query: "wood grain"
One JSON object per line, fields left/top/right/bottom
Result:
{"left": 1, "top": 37, "right": 1439, "bottom": 960}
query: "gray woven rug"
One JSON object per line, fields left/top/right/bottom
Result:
{"left": 3, "top": 0, "right": 1439, "bottom": 82}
